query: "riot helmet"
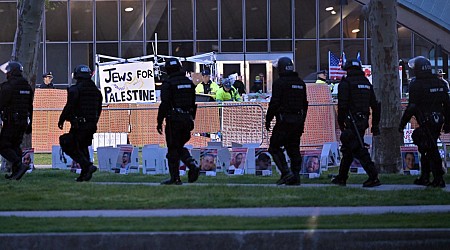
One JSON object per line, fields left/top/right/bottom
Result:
{"left": 73, "top": 64, "right": 92, "bottom": 80}
{"left": 343, "top": 59, "right": 362, "bottom": 71}
{"left": 222, "top": 78, "right": 232, "bottom": 89}
{"left": 408, "top": 56, "right": 431, "bottom": 76}
{"left": 6, "top": 61, "right": 24, "bottom": 77}
{"left": 274, "top": 57, "right": 294, "bottom": 74}
{"left": 165, "top": 58, "right": 182, "bottom": 75}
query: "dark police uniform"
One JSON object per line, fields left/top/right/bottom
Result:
{"left": 333, "top": 59, "right": 381, "bottom": 187}
{"left": 399, "top": 57, "right": 450, "bottom": 188}
{"left": 58, "top": 65, "right": 102, "bottom": 182}
{"left": 157, "top": 59, "right": 199, "bottom": 185}
{"left": 266, "top": 57, "right": 308, "bottom": 185}
{"left": 0, "top": 62, "right": 33, "bottom": 180}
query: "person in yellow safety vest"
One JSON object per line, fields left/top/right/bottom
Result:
{"left": 195, "top": 69, "right": 219, "bottom": 99}
{"left": 316, "top": 70, "right": 334, "bottom": 92}
{"left": 315, "top": 70, "right": 328, "bottom": 84}
{"left": 215, "top": 78, "right": 242, "bottom": 102}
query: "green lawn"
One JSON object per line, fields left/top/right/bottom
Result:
{"left": 1, "top": 164, "right": 450, "bottom": 233}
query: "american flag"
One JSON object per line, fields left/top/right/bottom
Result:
{"left": 328, "top": 51, "right": 346, "bottom": 80}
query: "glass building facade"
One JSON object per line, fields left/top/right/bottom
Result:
{"left": 0, "top": 0, "right": 448, "bottom": 89}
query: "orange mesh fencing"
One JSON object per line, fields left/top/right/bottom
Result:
{"left": 32, "top": 85, "right": 338, "bottom": 152}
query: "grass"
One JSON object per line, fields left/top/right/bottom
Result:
{"left": 2, "top": 168, "right": 450, "bottom": 211}
{"left": 1, "top": 213, "right": 450, "bottom": 233}
{"left": 2, "top": 154, "right": 450, "bottom": 233}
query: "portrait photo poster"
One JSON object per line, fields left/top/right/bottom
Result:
{"left": 199, "top": 148, "right": 218, "bottom": 176}
{"left": 22, "top": 148, "right": 34, "bottom": 173}
{"left": 400, "top": 145, "right": 420, "bottom": 175}
{"left": 255, "top": 148, "right": 272, "bottom": 176}
{"left": 115, "top": 145, "right": 133, "bottom": 174}
{"left": 227, "top": 148, "right": 247, "bottom": 175}
{"left": 300, "top": 150, "right": 322, "bottom": 175}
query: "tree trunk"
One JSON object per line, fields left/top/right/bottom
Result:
{"left": 363, "top": 0, "right": 403, "bottom": 173}
{"left": 11, "top": 0, "right": 45, "bottom": 149}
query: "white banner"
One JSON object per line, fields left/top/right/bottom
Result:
{"left": 99, "top": 61, "right": 156, "bottom": 104}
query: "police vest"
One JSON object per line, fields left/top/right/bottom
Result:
{"left": 344, "top": 74, "right": 372, "bottom": 115}
{"left": 74, "top": 79, "right": 102, "bottom": 123}
{"left": 7, "top": 76, "right": 33, "bottom": 116}
{"left": 168, "top": 74, "right": 196, "bottom": 112}
{"left": 277, "top": 75, "right": 307, "bottom": 114}
{"left": 413, "top": 77, "right": 448, "bottom": 115}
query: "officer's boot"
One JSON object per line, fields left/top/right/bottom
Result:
{"left": 414, "top": 155, "right": 430, "bottom": 186}
{"left": 185, "top": 157, "right": 200, "bottom": 183}
{"left": 79, "top": 164, "right": 97, "bottom": 182}
{"left": 10, "top": 162, "right": 30, "bottom": 181}
{"left": 331, "top": 155, "right": 352, "bottom": 186}
{"left": 362, "top": 163, "right": 381, "bottom": 188}
{"left": 161, "top": 160, "right": 182, "bottom": 185}
{"left": 271, "top": 151, "right": 294, "bottom": 185}
{"left": 429, "top": 158, "right": 446, "bottom": 188}
{"left": 286, "top": 158, "right": 301, "bottom": 186}
{"left": 5, "top": 162, "right": 17, "bottom": 180}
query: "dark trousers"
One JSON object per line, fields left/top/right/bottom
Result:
{"left": 0, "top": 124, "right": 26, "bottom": 166}
{"left": 63, "top": 128, "right": 94, "bottom": 170}
{"left": 165, "top": 120, "right": 194, "bottom": 176}
{"left": 339, "top": 128, "right": 377, "bottom": 179}
{"left": 268, "top": 122, "right": 303, "bottom": 174}
{"left": 416, "top": 125, "right": 444, "bottom": 179}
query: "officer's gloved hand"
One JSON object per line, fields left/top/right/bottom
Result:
{"left": 58, "top": 120, "right": 64, "bottom": 130}
{"left": 371, "top": 126, "right": 380, "bottom": 136}
{"left": 443, "top": 123, "right": 450, "bottom": 134}
{"left": 398, "top": 125, "right": 404, "bottom": 134}
{"left": 25, "top": 124, "right": 32, "bottom": 135}
{"left": 157, "top": 124, "right": 163, "bottom": 135}
{"left": 265, "top": 121, "right": 271, "bottom": 132}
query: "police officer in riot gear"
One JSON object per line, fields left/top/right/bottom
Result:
{"left": 58, "top": 65, "right": 102, "bottom": 182}
{"left": 332, "top": 59, "right": 381, "bottom": 187}
{"left": 399, "top": 56, "right": 450, "bottom": 188}
{"left": 266, "top": 57, "right": 308, "bottom": 185}
{"left": 157, "top": 58, "right": 200, "bottom": 185}
{"left": 0, "top": 61, "right": 33, "bottom": 180}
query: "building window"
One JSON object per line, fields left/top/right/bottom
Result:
{"left": 122, "top": 42, "right": 143, "bottom": 58}
{"left": 196, "top": 0, "right": 218, "bottom": 40}
{"left": 295, "top": 0, "right": 316, "bottom": 39}
{"left": 71, "top": 1, "right": 93, "bottom": 41}
{"left": 146, "top": 0, "right": 169, "bottom": 40}
{"left": 246, "top": 41, "right": 267, "bottom": 52}
{"left": 96, "top": 0, "right": 118, "bottom": 41}
{"left": 71, "top": 43, "right": 93, "bottom": 71}
{"left": 172, "top": 42, "right": 193, "bottom": 57}
{"left": 295, "top": 40, "right": 317, "bottom": 79}
{"left": 221, "top": 41, "right": 243, "bottom": 52}
{"left": 319, "top": 0, "right": 340, "bottom": 38}
{"left": 171, "top": 0, "right": 193, "bottom": 40}
{"left": 271, "top": 40, "right": 292, "bottom": 52}
{"left": 196, "top": 41, "right": 219, "bottom": 54}
{"left": 271, "top": 0, "right": 291, "bottom": 39}
{"left": 342, "top": 2, "right": 364, "bottom": 39}
{"left": 47, "top": 43, "right": 68, "bottom": 84}
{"left": 97, "top": 42, "right": 119, "bottom": 58}
{"left": 398, "top": 25, "right": 412, "bottom": 61}
{"left": 245, "top": 0, "right": 267, "bottom": 39}
{"left": 221, "top": 0, "right": 243, "bottom": 39}
{"left": 121, "top": 0, "right": 143, "bottom": 41}
{"left": 46, "top": 1, "right": 68, "bottom": 42}
{"left": 0, "top": 2, "right": 17, "bottom": 42}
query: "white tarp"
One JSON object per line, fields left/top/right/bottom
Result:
{"left": 98, "top": 61, "right": 156, "bottom": 104}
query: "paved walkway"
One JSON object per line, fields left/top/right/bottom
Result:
{"left": 1, "top": 205, "right": 450, "bottom": 218}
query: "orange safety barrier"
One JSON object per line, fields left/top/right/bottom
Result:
{"left": 31, "top": 84, "right": 338, "bottom": 152}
